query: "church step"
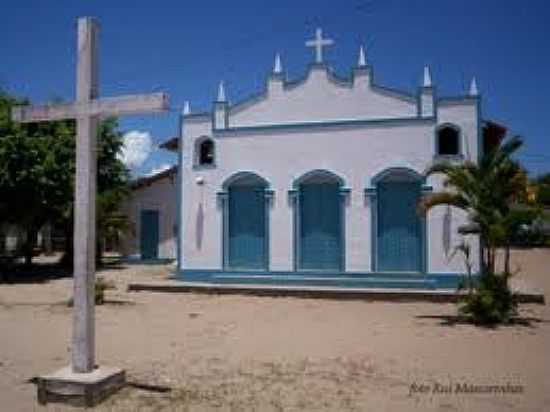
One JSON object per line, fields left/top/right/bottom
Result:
{"left": 177, "top": 270, "right": 473, "bottom": 290}
{"left": 211, "top": 273, "right": 438, "bottom": 290}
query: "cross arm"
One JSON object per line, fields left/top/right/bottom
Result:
{"left": 92, "top": 93, "right": 169, "bottom": 118}
{"left": 12, "top": 92, "right": 169, "bottom": 123}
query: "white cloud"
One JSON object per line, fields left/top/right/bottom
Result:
{"left": 147, "top": 163, "right": 173, "bottom": 176}
{"left": 118, "top": 130, "right": 153, "bottom": 170}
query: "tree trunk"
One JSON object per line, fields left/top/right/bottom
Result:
{"left": 61, "top": 219, "right": 73, "bottom": 268}
{"left": 95, "top": 228, "right": 103, "bottom": 268}
{"left": 23, "top": 227, "right": 37, "bottom": 266}
{"left": 480, "top": 236, "right": 489, "bottom": 276}
{"left": 490, "top": 247, "right": 497, "bottom": 275}
{"left": 504, "top": 246, "right": 510, "bottom": 275}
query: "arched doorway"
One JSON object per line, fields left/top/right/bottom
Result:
{"left": 374, "top": 168, "right": 424, "bottom": 272}
{"left": 222, "top": 172, "right": 270, "bottom": 270}
{"left": 294, "top": 170, "right": 346, "bottom": 271}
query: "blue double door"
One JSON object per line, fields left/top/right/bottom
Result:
{"left": 224, "top": 173, "right": 422, "bottom": 273}
{"left": 227, "top": 187, "right": 267, "bottom": 270}
{"left": 377, "top": 180, "right": 423, "bottom": 272}
{"left": 298, "top": 183, "right": 342, "bottom": 271}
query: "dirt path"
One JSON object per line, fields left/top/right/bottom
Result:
{"left": 0, "top": 249, "right": 548, "bottom": 411}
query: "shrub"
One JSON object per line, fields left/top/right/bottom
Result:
{"left": 67, "top": 276, "right": 115, "bottom": 306}
{"left": 94, "top": 276, "right": 115, "bottom": 305}
{"left": 459, "top": 273, "right": 518, "bottom": 325}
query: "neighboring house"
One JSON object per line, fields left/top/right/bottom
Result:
{"left": 160, "top": 29, "right": 506, "bottom": 288}
{"left": 120, "top": 166, "right": 178, "bottom": 260}
{"left": 0, "top": 223, "right": 23, "bottom": 255}
{"left": 0, "top": 222, "right": 59, "bottom": 256}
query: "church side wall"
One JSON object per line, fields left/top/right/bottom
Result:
{"left": 428, "top": 101, "right": 481, "bottom": 273}
{"left": 121, "top": 176, "right": 177, "bottom": 260}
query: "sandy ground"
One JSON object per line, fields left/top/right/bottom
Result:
{"left": 0, "top": 249, "right": 549, "bottom": 411}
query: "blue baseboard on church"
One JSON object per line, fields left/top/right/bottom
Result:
{"left": 176, "top": 269, "right": 476, "bottom": 290}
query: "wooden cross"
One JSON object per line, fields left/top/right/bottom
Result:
{"left": 12, "top": 17, "right": 169, "bottom": 374}
{"left": 305, "top": 27, "right": 334, "bottom": 64}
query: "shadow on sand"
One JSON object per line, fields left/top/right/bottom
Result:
{"left": 0, "top": 259, "right": 128, "bottom": 284}
{"left": 415, "top": 314, "right": 549, "bottom": 329}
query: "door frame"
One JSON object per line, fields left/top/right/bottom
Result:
{"left": 218, "top": 171, "right": 273, "bottom": 271}
{"left": 289, "top": 169, "right": 350, "bottom": 272}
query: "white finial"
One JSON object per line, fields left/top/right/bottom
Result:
{"left": 183, "top": 101, "right": 190, "bottom": 115}
{"left": 469, "top": 77, "right": 479, "bottom": 96}
{"left": 358, "top": 45, "right": 367, "bottom": 67}
{"left": 423, "top": 65, "right": 432, "bottom": 88}
{"left": 273, "top": 53, "right": 282, "bottom": 74}
{"left": 217, "top": 81, "right": 226, "bottom": 102}
{"left": 305, "top": 27, "right": 334, "bottom": 64}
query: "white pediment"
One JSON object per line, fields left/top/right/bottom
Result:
{"left": 228, "top": 65, "right": 418, "bottom": 128}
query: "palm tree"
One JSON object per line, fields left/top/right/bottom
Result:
{"left": 421, "top": 136, "right": 526, "bottom": 279}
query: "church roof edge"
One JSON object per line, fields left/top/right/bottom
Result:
{"left": 213, "top": 115, "right": 436, "bottom": 136}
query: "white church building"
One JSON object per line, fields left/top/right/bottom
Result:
{"left": 156, "top": 29, "right": 505, "bottom": 289}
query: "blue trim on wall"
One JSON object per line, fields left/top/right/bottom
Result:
{"left": 213, "top": 116, "right": 436, "bottom": 136}
{"left": 176, "top": 113, "right": 184, "bottom": 271}
{"left": 475, "top": 94, "right": 483, "bottom": 273}
{"left": 222, "top": 171, "right": 271, "bottom": 191}
{"left": 292, "top": 169, "right": 346, "bottom": 188}
{"left": 371, "top": 166, "right": 426, "bottom": 186}
{"left": 438, "top": 96, "right": 479, "bottom": 104}
{"left": 365, "top": 188, "right": 377, "bottom": 271}
{"left": 183, "top": 112, "right": 210, "bottom": 121}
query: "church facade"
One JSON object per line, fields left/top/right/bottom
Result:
{"left": 167, "top": 29, "right": 490, "bottom": 289}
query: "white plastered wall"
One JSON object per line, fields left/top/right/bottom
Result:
{"left": 121, "top": 175, "right": 177, "bottom": 259}
{"left": 179, "top": 67, "right": 481, "bottom": 275}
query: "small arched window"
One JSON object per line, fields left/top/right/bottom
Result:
{"left": 437, "top": 125, "right": 460, "bottom": 156}
{"left": 196, "top": 137, "right": 215, "bottom": 166}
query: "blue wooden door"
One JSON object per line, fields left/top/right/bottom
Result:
{"left": 228, "top": 187, "right": 266, "bottom": 269}
{"left": 377, "top": 181, "right": 422, "bottom": 272}
{"left": 140, "top": 209, "right": 159, "bottom": 259}
{"left": 299, "top": 183, "right": 341, "bottom": 270}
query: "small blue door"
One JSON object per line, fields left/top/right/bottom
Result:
{"left": 228, "top": 187, "right": 266, "bottom": 269}
{"left": 299, "top": 183, "right": 341, "bottom": 270}
{"left": 377, "top": 181, "right": 422, "bottom": 272}
{"left": 140, "top": 210, "right": 159, "bottom": 259}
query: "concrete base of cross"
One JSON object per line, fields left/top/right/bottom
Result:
{"left": 36, "top": 365, "right": 125, "bottom": 407}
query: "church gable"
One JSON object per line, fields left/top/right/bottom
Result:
{"left": 228, "top": 64, "right": 418, "bottom": 128}
{"left": 179, "top": 28, "right": 480, "bottom": 137}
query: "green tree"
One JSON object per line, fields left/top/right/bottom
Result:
{"left": 95, "top": 119, "right": 131, "bottom": 264}
{"left": 421, "top": 136, "right": 531, "bottom": 323}
{"left": 421, "top": 136, "right": 526, "bottom": 276}
{"left": 0, "top": 90, "right": 130, "bottom": 266}
{"left": 535, "top": 173, "right": 550, "bottom": 207}
{"left": 0, "top": 92, "right": 75, "bottom": 264}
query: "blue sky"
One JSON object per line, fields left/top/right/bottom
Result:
{"left": 1, "top": 0, "right": 549, "bottom": 176}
